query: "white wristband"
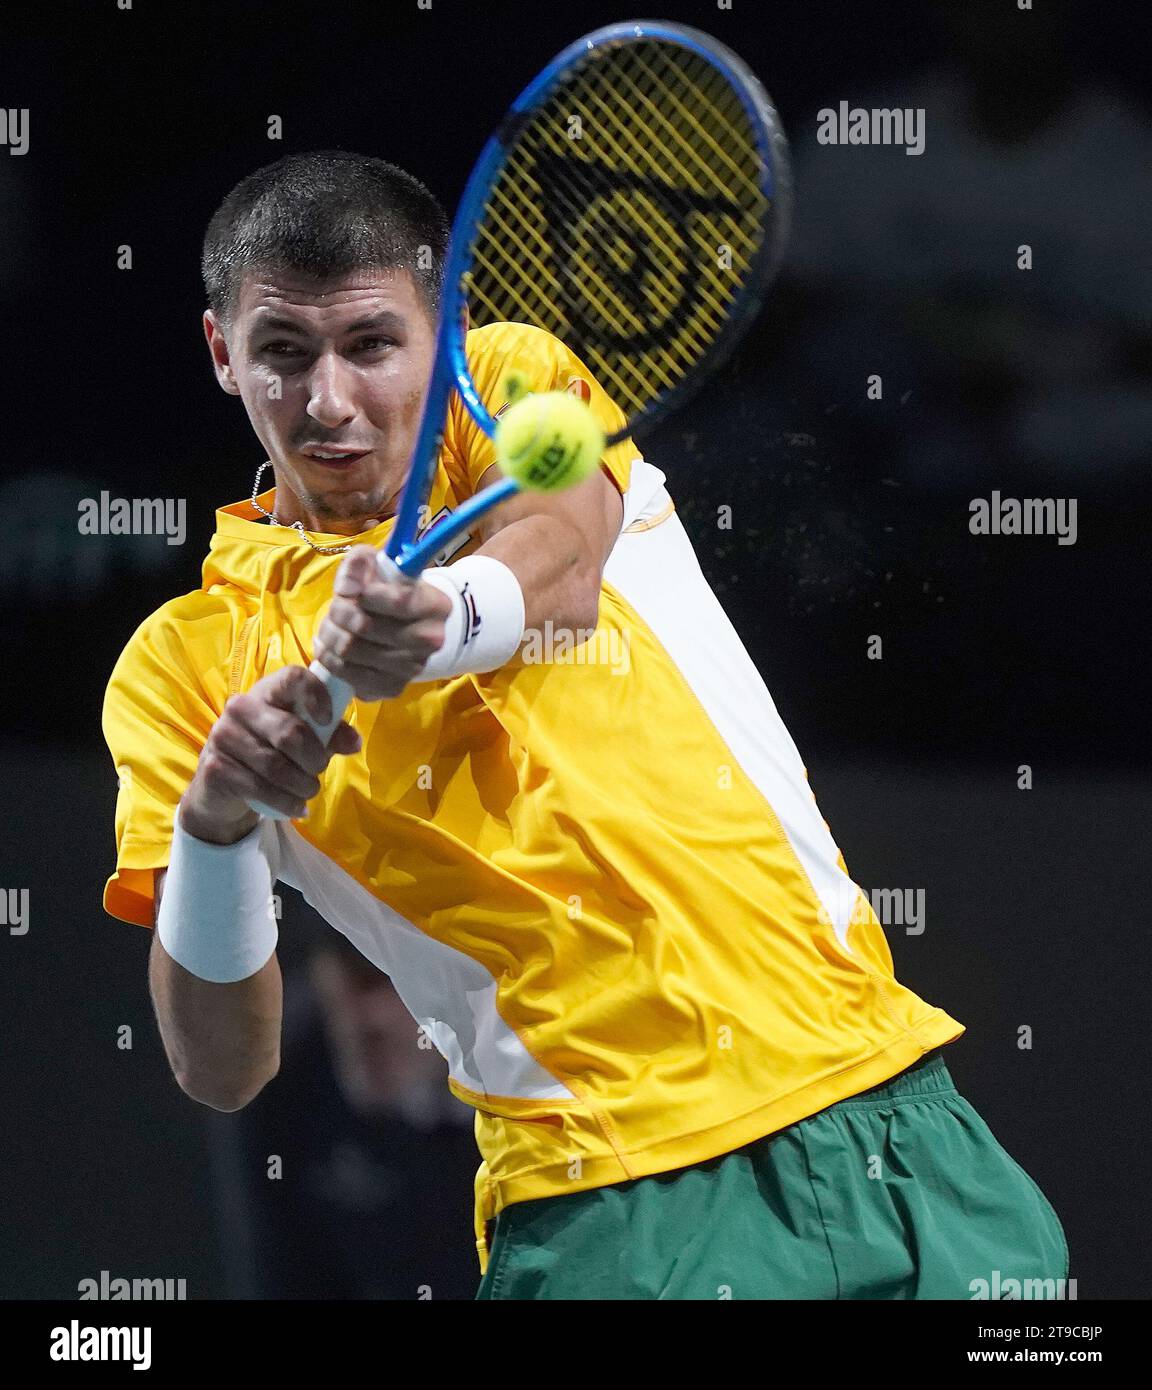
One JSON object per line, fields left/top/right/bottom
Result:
{"left": 413, "top": 555, "right": 526, "bottom": 681}
{"left": 156, "top": 817, "right": 280, "bottom": 983}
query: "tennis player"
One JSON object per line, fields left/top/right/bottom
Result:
{"left": 103, "top": 151, "right": 1067, "bottom": 1300}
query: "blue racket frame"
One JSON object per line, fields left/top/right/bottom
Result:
{"left": 385, "top": 18, "right": 791, "bottom": 580}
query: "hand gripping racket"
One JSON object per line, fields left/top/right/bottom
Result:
{"left": 252, "top": 18, "right": 791, "bottom": 819}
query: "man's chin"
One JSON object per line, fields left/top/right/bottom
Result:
{"left": 316, "top": 501, "right": 390, "bottom": 533}
{"left": 298, "top": 481, "right": 395, "bottom": 533}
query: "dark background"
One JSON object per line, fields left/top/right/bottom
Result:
{"left": 1, "top": 0, "right": 1148, "bottom": 1299}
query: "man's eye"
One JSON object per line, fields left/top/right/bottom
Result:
{"left": 357, "top": 337, "right": 397, "bottom": 352}
{"left": 261, "top": 342, "right": 302, "bottom": 357}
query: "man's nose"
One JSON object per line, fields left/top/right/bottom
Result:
{"left": 305, "top": 351, "right": 357, "bottom": 428}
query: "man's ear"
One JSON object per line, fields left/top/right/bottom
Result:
{"left": 203, "top": 310, "right": 241, "bottom": 396}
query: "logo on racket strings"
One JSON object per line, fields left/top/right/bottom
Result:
{"left": 531, "top": 153, "right": 751, "bottom": 355}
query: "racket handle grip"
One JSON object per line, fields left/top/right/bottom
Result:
{"left": 249, "top": 549, "right": 413, "bottom": 820}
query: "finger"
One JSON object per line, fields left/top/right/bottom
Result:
{"left": 355, "top": 575, "right": 450, "bottom": 622}
{"left": 216, "top": 712, "right": 324, "bottom": 799}
{"left": 294, "top": 670, "right": 335, "bottom": 729}
{"left": 206, "top": 746, "right": 310, "bottom": 821}
{"left": 323, "top": 597, "right": 410, "bottom": 650}
{"left": 264, "top": 665, "right": 332, "bottom": 727}
{"left": 228, "top": 690, "right": 329, "bottom": 777}
{"left": 255, "top": 672, "right": 340, "bottom": 765}
{"left": 311, "top": 654, "right": 423, "bottom": 698}
{"left": 316, "top": 611, "right": 444, "bottom": 669}
{"left": 314, "top": 626, "right": 440, "bottom": 681}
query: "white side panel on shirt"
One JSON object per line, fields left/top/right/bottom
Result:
{"left": 602, "top": 503, "right": 864, "bottom": 949}
{"left": 275, "top": 827, "right": 577, "bottom": 1103}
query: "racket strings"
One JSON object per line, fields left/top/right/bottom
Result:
{"left": 561, "top": 54, "right": 762, "bottom": 333}
{"left": 491, "top": 55, "right": 755, "bottom": 305}
{"left": 465, "top": 36, "right": 774, "bottom": 424}
{"left": 592, "top": 44, "right": 753, "bottom": 203}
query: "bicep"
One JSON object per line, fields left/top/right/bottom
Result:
{"left": 153, "top": 868, "right": 167, "bottom": 926}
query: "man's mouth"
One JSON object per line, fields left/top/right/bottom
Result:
{"left": 301, "top": 447, "right": 373, "bottom": 469}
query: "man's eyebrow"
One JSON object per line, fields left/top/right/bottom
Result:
{"left": 249, "top": 309, "right": 407, "bottom": 337}
{"left": 344, "top": 310, "right": 406, "bottom": 334}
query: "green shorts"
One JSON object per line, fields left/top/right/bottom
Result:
{"left": 475, "top": 1050, "right": 1069, "bottom": 1300}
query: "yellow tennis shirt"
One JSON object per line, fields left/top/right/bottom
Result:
{"left": 103, "top": 320, "right": 964, "bottom": 1273}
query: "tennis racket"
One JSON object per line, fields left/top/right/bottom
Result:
{"left": 251, "top": 17, "right": 790, "bottom": 818}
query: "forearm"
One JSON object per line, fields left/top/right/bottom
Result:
{"left": 135, "top": 669, "right": 361, "bottom": 1111}
{"left": 476, "top": 512, "right": 601, "bottom": 633}
{"left": 469, "top": 462, "right": 623, "bottom": 638}
{"left": 149, "top": 799, "right": 283, "bottom": 1112}
{"left": 149, "top": 929, "right": 282, "bottom": 1112}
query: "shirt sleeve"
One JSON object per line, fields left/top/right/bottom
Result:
{"left": 443, "top": 322, "right": 642, "bottom": 498}
{"left": 102, "top": 594, "right": 239, "bottom": 927}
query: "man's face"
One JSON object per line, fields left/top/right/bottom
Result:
{"left": 203, "top": 266, "right": 436, "bottom": 533}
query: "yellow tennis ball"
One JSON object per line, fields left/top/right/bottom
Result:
{"left": 494, "top": 390, "right": 605, "bottom": 493}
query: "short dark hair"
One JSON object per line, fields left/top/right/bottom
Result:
{"left": 201, "top": 149, "right": 449, "bottom": 332}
